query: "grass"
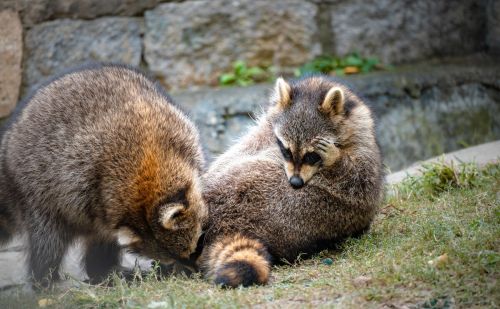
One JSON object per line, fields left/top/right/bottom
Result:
{"left": 1, "top": 162, "right": 498, "bottom": 308}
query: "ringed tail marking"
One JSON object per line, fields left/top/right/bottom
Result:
{"left": 206, "top": 234, "right": 271, "bottom": 288}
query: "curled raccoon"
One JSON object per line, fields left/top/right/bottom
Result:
{"left": 0, "top": 64, "right": 207, "bottom": 287}
{"left": 199, "top": 75, "right": 384, "bottom": 287}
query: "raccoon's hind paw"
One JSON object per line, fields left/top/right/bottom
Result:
{"left": 313, "top": 137, "right": 340, "bottom": 167}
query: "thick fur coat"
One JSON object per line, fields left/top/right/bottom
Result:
{"left": 200, "top": 76, "right": 384, "bottom": 287}
{"left": 0, "top": 64, "right": 207, "bottom": 286}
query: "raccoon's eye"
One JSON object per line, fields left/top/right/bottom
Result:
{"left": 277, "top": 138, "right": 292, "bottom": 161}
{"left": 303, "top": 152, "right": 322, "bottom": 165}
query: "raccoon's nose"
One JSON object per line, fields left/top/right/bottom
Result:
{"left": 289, "top": 176, "right": 304, "bottom": 189}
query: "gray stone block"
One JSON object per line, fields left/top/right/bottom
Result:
{"left": 23, "top": 17, "right": 143, "bottom": 91}
{"left": 329, "top": 0, "right": 487, "bottom": 64}
{"left": 0, "top": 10, "right": 22, "bottom": 118}
{"left": 0, "top": 0, "right": 174, "bottom": 26}
{"left": 144, "top": 0, "right": 320, "bottom": 90}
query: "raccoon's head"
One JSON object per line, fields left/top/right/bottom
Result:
{"left": 270, "top": 76, "right": 352, "bottom": 188}
{"left": 117, "top": 149, "right": 207, "bottom": 263}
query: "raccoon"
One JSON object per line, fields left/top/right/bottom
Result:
{"left": 199, "top": 76, "right": 383, "bottom": 287}
{"left": 0, "top": 64, "right": 207, "bottom": 286}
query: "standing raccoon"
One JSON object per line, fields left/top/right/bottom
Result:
{"left": 200, "top": 76, "right": 383, "bottom": 287}
{"left": 0, "top": 64, "right": 207, "bottom": 286}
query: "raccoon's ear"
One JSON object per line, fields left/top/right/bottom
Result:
{"left": 319, "top": 87, "right": 344, "bottom": 115}
{"left": 273, "top": 77, "right": 292, "bottom": 110}
{"left": 160, "top": 205, "right": 185, "bottom": 230}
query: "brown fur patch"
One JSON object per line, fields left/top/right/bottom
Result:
{"left": 130, "top": 143, "right": 163, "bottom": 211}
{"left": 298, "top": 164, "right": 319, "bottom": 184}
{"left": 217, "top": 267, "right": 239, "bottom": 285}
{"left": 284, "top": 161, "right": 294, "bottom": 179}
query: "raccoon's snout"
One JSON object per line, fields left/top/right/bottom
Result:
{"left": 289, "top": 176, "right": 304, "bottom": 189}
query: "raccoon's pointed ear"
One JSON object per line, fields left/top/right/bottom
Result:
{"left": 319, "top": 87, "right": 344, "bottom": 115}
{"left": 160, "top": 205, "right": 185, "bottom": 230}
{"left": 273, "top": 77, "right": 292, "bottom": 110}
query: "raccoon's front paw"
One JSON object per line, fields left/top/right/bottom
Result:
{"left": 313, "top": 137, "right": 340, "bottom": 167}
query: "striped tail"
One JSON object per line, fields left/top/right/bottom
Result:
{"left": 203, "top": 234, "right": 271, "bottom": 288}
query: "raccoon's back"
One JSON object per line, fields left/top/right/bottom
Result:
{"left": 0, "top": 65, "right": 185, "bottom": 218}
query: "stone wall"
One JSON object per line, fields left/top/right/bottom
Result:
{"left": 0, "top": 1, "right": 498, "bottom": 170}
{"left": 0, "top": 0, "right": 496, "bottom": 117}
{"left": 144, "top": 1, "right": 320, "bottom": 89}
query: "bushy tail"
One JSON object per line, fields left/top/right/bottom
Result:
{"left": 203, "top": 234, "right": 271, "bottom": 288}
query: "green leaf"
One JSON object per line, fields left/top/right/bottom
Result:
{"left": 344, "top": 55, "right": 363, "bottom": 67}
{"left": 233, "top": 60, "right": 247, "bottom": 75}
{"left": 360, "top": 64, "right": 372, "bottom": 73}
{"left": 366, "top": 57, "right": 379, "bottom": 66}
{"left": 334, "top": 68, "right": 345, "bottom": 76}
{"left": 246, "top": 67, "right": 265, "bottom": 77}
{"left": 219, "top": 73, "right": 236, "bottom": 85}
{"left": 237, "top": 78, "right": 253, "bottom": 87}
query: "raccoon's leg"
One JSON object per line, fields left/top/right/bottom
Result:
{"left": 0, "top": 176, "right": 20, "bottom": 245}
{"left": 0, "top": 199, "right": 17, "bottom": 245}
{"left": 27, "top": 215, "right": 74, "bottom": 288}
{"left": 83, "top": 238, "right": 121, "bottom": 284}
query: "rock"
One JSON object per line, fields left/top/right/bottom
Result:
{"left": 173, "top": 84, "right": 270, "bottom": 158}
{"left": 487, "top": 0, "right": 500, "bottom": 53}
{"left": 0, "top": 0, "right": 173, "bottom": 27}
{"left": 329, "top": 0, "right": 487, "bottom": 64}
{"left": 387, "top": 141, "right": 500, "bottom": 185}
{"left": 0, "top": 10, "right": 22, "bottom": 118}
{"left": 144, "top": 0, "right": 320, "bottom": 89}
{"left": 172, "top": 57, "right": 500, "bottom": 170}
{"left": 23, "top": 17, "right": 143, "bottom": 92}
